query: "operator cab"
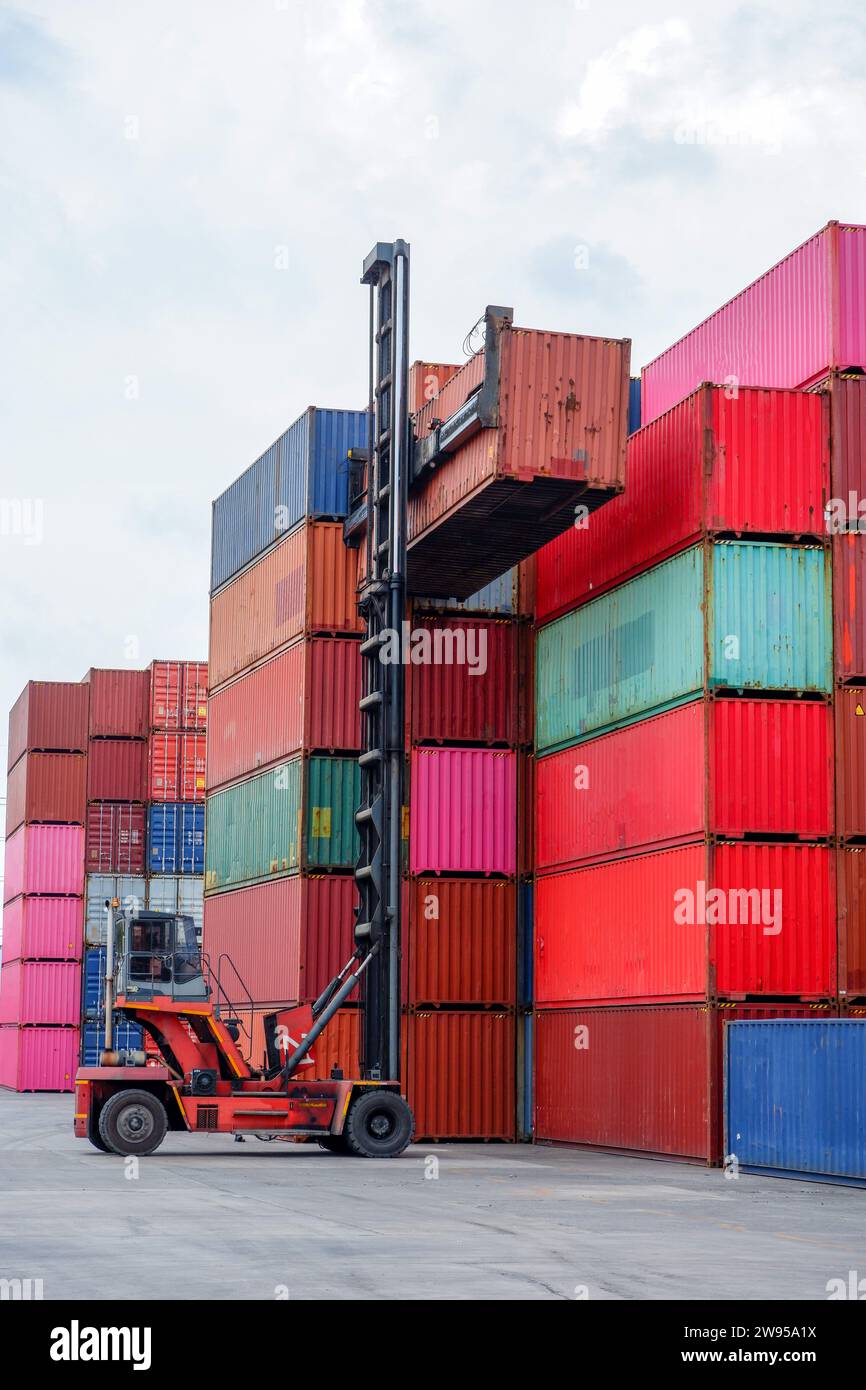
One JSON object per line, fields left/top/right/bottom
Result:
{"left": 115, "top": 909, "right": 208, "bottom": 1003}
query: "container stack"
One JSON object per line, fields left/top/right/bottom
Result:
{"left": 202, "top": 406, "right": 367, "bottom": 1073}
{"left": 531, "top": 383, "right": 836, "bottom": 1162}
{"left": 0, "top": 683, "right": 89, "bottom": 1091}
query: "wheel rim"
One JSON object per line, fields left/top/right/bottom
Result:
{"left": 367, "top": 1109, "right": 396, "bottom": 1141}
{"left": 117, "top": 1104, "right": 155, "bottom": 1143}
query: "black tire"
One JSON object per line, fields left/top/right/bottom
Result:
{"left": 317, "top": 1134, "right": 352, "bottom": 1155}
{"left": 344, "top": 1091, "right": 414, "bottom": 1158}
{"left": 97, "top": 1089, "right": 168, "bottom": 1157}
{"left": 88, "top": 1115, "right": 112, "bottom": 1153}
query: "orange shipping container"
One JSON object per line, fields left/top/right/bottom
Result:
{"left": 406, "top": 878, "right": 516, "bottom": 1005}
{"left": 246, "top": 1005, "right": 360, "bottom": 1079}
{"left": 836, "top": 687, "right": 866, "bottom": 841}
{"left": 403, "top": 1010, "right": 516, "bottom": 1140}
{"left": 209, "top": 522, "right": 362, "bottom": 692}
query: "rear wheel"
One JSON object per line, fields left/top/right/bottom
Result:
{"left": 344, "top": 1091, "right": 414, "bottom": 1158}
{"left": 97, "top": 1089, "right": 168, "bottom": 1157}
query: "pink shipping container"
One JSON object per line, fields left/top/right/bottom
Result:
{"left": 1, "top": 896, "right": 83, "bottom": 963}
{"left": 409, "top": 747, "right": 516, "bottom": 876}
{"left": 0, "top": 960, "right": 81, "bottom": 1025}
{"left": 85, "top": 803, "right": 146, "bottom": 874}
{"left": 3, "top": 825, "right": 85, "bottom": 902}
{"left": 0, "top": 1025, "right": 79, "bottom": 1092}
{"left": 642, "top": 221, "right": 866, "bottom": 424}
{"left": 535, "top": 842, "right": 836, "bottom": 1005}
{"left": 7, "top": 681, "right": 89, "bottom": 769}
{"left": 86, "top": 738, "right": 147, "bottom": 802}
{"left": 535, "top": 385, "right": 829, "bottom": 623}
{"left": 206, "top": 638, "right": 361, "bottom": 792}
{"left": 535, "top": 697, "right": 833, "bottom": 871}
{"left": 82, "top": 668, "right": 150, "bottom": 738}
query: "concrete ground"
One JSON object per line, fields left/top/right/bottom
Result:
{"left": 1, "top": 1092, "right": 863, "bottom": 1300}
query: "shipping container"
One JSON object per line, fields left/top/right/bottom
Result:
{"left": 408, "top": 322, "right": 629, "bottom": 598}
{"left": 0, "top": 959, "right": 81, "bottom": 1026}
{"left": 5, "top": 751, "right": 87, "bottom": 835}
{"left": 1, "top": 896, "right": 82, "bottom": 963}
{"left": 535, "top": 697, "right": 833, "bottom": 871}
{"left": 206, "top": 639, "right": 361, "bottom": 792}
{"left": 82, "top": 668, "right": 150, "bottom": 739}
{"left": 146, "top": 877, "right": 204, "bottom": 941}
{"left": 204, "top": 756, "right": 361, "bottom": 892}
{"left": 628, "top": 375, "right": 641, "bottom": 434}
{"left": 150, "top": 660, "right": 183, "bottom": 731}
{"left": 407, "top": 878, "right": 516, "bottom": 1005}
{"left": 210, "top": 408, "right": 367, "bottom": 591}
{"left": 820, "top": 373, "right": 866, "bottom": 513}
{"left": 4, "top": 824, "right": 84, "bottom": 901}
{"left": 247, "top": 1005, "right": 360, "bottom": 1078}
{"left": 833, "top": 533, "right": 866, "bottom": 682}
{"left": 535, "top": 842, "right": 835, "bottom": 1005}
{"left": 412, "top": 568, "right": 518, "bottom": 617}
{"left": 148, "top": 803, "right": 205, "bottom": 875}
{"left": 409, "top": 617, "right": 517, "bottom": 746}
{"left": 409, "top": 360, "right": 461, "bottom": 415}
{"left": 535, "top": 542, "right": 831, "bottom": 753}
{"left": 83, "top": 947, "right": 106, "bottom": 1016}
{"left": 409, "top": 748, "right": 516, "bottom": 876}
{"left": 209, "top": 521, "right": 363, "bottom": 691}
{"left": 835, "top": 688, "right": 866, "bottom": 840}
{"left": 147, "top": 732, "right": 207, "bottom": 802}
{"left": 642, "top": 221, "right": 866, "bottom": 424}
{"left": 84, "top": 804, "right": 146, "bottom": 875}
{"left": 534, "top": 1002, "right": 818, "bottom": 1162}
{"left": 403, "top": 1010, "right": 516, "bottom": 1140}
{"left": 80, "top": 1020, "right": 143, "bottom": 1066}
{"left": 0, "top": 1025, "right": 78, "bottom": 1092}
{"left": 838, "top": 848, "right": 866, "bottom": 998}
{"left": 7, "top": 681, "right": 89, "bottom": 770}
{"left": 726, "top": 1019, "right": 866, "bottom": 1182}
{"left": 86, "top": 738, "right": 147, "bottom": 803}
{"left": 84, "top": 876, "right": 146, "bottom": 946}
{"left": 182, "top": 661, "right": 208, "bottom": 730}
{"left": 535, "top": 386, "right": 829, "bottom": 623}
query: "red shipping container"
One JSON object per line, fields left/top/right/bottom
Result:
{"left": 1, "top": 896, "right": 83, "bottom": 962}
{"left": 85, "top": 803, "right": 146, "bottom": 874}
{"left": 535, "top": 698, "right": 833, "bottom": 871}
{"left": 536, "top": 385, "right": 829, "bottom": 623}
{"left": 206, "top": 639, "right": 361, "bottom": 792}
{"left": 148, "top": 733, "right": 206, "bottom": 802}
{"left": 86, "top": 739, "right": 147, "bottom": 802}
{"left": 408, "top": 318, "right": 630, "bottom": 599}
{"left": 4, "top": 825, "right": 84, "bottom": 901}
{"left": 835, "top": 688, "right": 866, "bottom": 841}
{"left": 535, "top": 842, "right": 836, "bottom": 1005}
{"left": 0, "top": 1025, "right": 79, "bottom": 1092}
{"left": 834, "top": 533, "right": 866, "bottom": 682}
{"left": 408, "top": 617, "right": 517, "bottom": 746}
{"left": 82, "top": 669, "right": 150, "bottom": 738}
{"left": 409, "top": 747, "right": 516, "bottom": 875}
{"left": 7, "top": 681, "right": 89, "bottom": 770}
{"left": 150, "top": 660, "right": 183, "bottom": 731}
{"left": 822, "top": 373, "right": 866, "bottom": 507}
{"left": 534, "top": 1002, "right": 824, "bottom": 1162}
{"left": 247, "top": 1005, "right": 359, "bottom": 1078}
{"left": 409, "top": 360, "right": 461, "bottom": 415}
{"left": 0, "top": 959, "right": 81, "bottom": 1026}
{"left": 403, "top": 1010, "right": 515, "bottom": 1139}
{"left": 183, "top": 662, "right": 208, "bottom": 730}
{"left": 837, "top": 847, "right": 866, "bottom": 998}
{"left": 5, "top": 752, "right": 87, "bottom": 835}
{"left": 406, "top": 878, "right": 516, "bottom": 1005}
{"left": 642, "top": 221, "right": 866, "bottom": 424}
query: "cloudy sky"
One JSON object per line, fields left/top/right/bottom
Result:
{"left": 1, "top": 0, "right": 864, "bottom": 820}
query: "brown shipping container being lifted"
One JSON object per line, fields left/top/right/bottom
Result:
{"left": 5, "top": 752, "right": 87, "bottom": 835}
{"left": 82, "top": 669, "right": 150, "bottom": 739}
{"left": 7, "top": 682, "right": 89, "bottom": 770}
{"left": 407, "top": 308, "right": 630, "bottom": 598}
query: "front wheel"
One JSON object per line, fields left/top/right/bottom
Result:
{"left": 97, "top": 1089, "right": 168, "bottom": 1157}
{"left": 344, "top": 1091, "right": 414, "bottom": 1158}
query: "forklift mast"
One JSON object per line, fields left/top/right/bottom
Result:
{"left": 354, "top": 240, "right": 410, "bottom": 1082}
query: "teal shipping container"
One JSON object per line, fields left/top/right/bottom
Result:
{"left": 204, "top": 755, "right": 361, "bottom": 892}
{"left": 535, "top": 541, "right": 831, "bottom": 753}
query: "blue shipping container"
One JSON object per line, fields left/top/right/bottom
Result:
{"left": 726, "top": 1020, "right": 866, "bottom": 1184}
{"left": 81, "top": 1020, "right": 143, "bottom": 1066}
{"left": 83, "top": 946, "right": 106, "bottom": 1017}
{"left": 148, "top": 804, "right": 205, "bottom": 875}
{"left": 628, "top": 376, "right": 641, "bottom": 435}
{"left": 211, "top": 406, "right": 366, "bottom": 591}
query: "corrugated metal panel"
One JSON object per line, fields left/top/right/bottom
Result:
{"left": 5, "top": 752, "right": 87, "bottom": 834}
{"left": 711, "top": 697, "right": 833, "bottom": 837}
{"left": 148, "top": 733, "right": 206, "bottom": 802}
{"left": 1, "top": 896, "right": 82, "bottom": 963}
{"left": 628, "top": 376, "right": 641, "bottom": 434}
{"left": 536, "top": 842, "right": 835, "bottom": 1004}
{"left": 81, "top": 1021, "right": 142, "bottom": 1066}
{"left": 407, "top": 878, "right": 516, "bottom": 1005}
{"left": 835, "top": 688, "right": 866, "bottom": 839}
{"left": 274, "top": 409, "right": 310, "bottom": 539}
{"left": 409, "top": 748, "right": 516, "bottom": 875}
{"left": 409, "top": 618, "right": 517, "bottom": 746}
{"left": 84, "top": 875, "right": 146, "bottom": 946}
{"left": 308, "top": 408, "right": 367, "bottom": 517}
{"left": 535, "top": 386, "right": 828, "bottom": 624}
{"left": 0, "top": 1025, "right": 78, "bottom": 1092}
{"left": 404, "top": 1011, "right": 516, "bottom": 1140}
{"left": 7, "top": 681, "right": 89, "bottom": 769}
{"left": 85, "top": 804, "right": 146, "bottom": 875}
{"left": 726, "top": 1019, "right": 866, "bottom": 1179}
{"left": 83, "top": 946, "right": 105, "bottom": 1015}
{"left": 837, "top": 848, "right": 866, "bottom": 998}
{"left": 825, "top": 373, "right": 866, "bottom": 504}
{"left": 641, "top": 222, "right": 866, "bottom": 424}
{"left": 205, "top": 759, "right": 301, "bottom": 891}
{"left": 203, "top": 877, "right": 302, "bottom": 1005}
{"left": 409, "top": 361, "right": 461, "bottom": 415}
{"left": 0, "top": 960, "right": 80, "bottom": 1025}
{"left": 87, "top": 739, "right": 147, "bottom": 802}
{"left": 149, "top": 660, "right": 184, "bottom": 731}
{"left": 146, "top": 876, "right": 204, "bottom": 939}
{"left": 535, "top": 546, "right": 705, "bottom": 753}
{"left": 4, "top": 825, "right": 85, "bottom": 901}
{"left": 834, "top": 533, "right": 866, "bottom": 681}
{"left": 148, "top": 804, "right": 204, "bottom": 875}
{"left": 413, "top": 568, "right": 517, "bottom": 616}
{"left": 82, "top": 669, "right": 150, "bottom": 738}
{"left": 182, "top": 662, "right": 208, "bottom": 730}
{"left": 211, "top": 444, "right": 279, "bottom": 591}
{"left": 246, "top": 1005, "right": 360, "bottom": 1077}
{"left": 303, "top": 757, "right": 361, "bottom": 870}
